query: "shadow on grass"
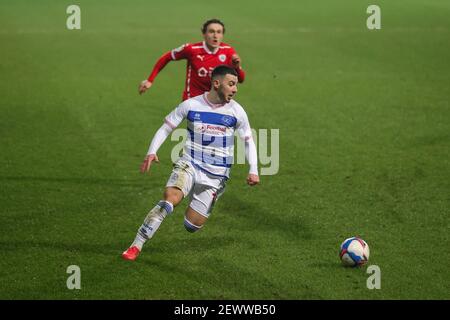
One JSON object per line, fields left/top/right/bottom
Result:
{"left": 0, "top": 175, "right": 149, "bottom": 188}
{"left": 0, "top": 239, "right": 125, "bottom": 256}
{"left": 0, "top": 235, "right": 237, "bottom": 258}
{"left": 0, "top": 235, "right": 326, "bottom": 299}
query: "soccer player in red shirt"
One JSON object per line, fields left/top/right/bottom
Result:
{"left": 138, "top": 19, "right": 246, "bottom": 101}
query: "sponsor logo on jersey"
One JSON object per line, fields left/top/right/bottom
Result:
{"left": 193, "top": 123, "right": 227, "bottom": 135}
{"left": 198, "top": 67, "right": 208, "bottom": 77}
{"left": 205, "top": 124, "right": 227, "bottom": 134}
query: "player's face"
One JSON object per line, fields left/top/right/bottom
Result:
{"left": 216, "top": 74, "right": 238, "bottom": 103}
{"left": 203, "top": 23, "right": 224, "bottom": 49}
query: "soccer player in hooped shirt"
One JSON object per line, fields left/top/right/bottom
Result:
{"left": 123, "top": 65, "right": 258, "bottom": 261}
{"left": 138, "top": 19, "right": 246, "bottom": 101}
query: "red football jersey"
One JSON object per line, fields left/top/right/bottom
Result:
{"left": 147, "top": 41, "right": 245, "bottom": 101}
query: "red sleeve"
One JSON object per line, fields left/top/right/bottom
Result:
{"left": 147, "top": 51, "right": 172, "bottom": 83}
{"left": 147, "top": 44, "right": 191, "bottom": 82}
{"left": 171, "top": 43, "right": 191, "bottom": 61}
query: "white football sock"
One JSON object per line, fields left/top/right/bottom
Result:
{"left": 131, "top": 200, "right": 173, "bottom": 250}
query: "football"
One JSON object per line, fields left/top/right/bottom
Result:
{"left": 339, "top": 237, "right": 370, "bottom": 267}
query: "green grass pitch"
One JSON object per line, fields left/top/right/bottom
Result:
{"left": 0, "top": 0, "right": 449, "bottom": 299}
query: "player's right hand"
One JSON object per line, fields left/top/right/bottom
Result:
{"left": 140, "top": 154, "right": 159, "bottom": 173}
{"left": 138, "top": 80, "right": 152, "bottom": 95}
{"left": 231, "top": 54, "right": 242, "bottom": 69}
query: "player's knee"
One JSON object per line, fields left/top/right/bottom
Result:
{"left": 164, "top": 188, "right": 183, "bottom": 206}
{"left": 183, "top": 217, "right": 203, "bottom": 233}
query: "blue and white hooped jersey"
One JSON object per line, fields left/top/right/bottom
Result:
{"left": 164, "top": 93, "right": 253, "bottom": 179}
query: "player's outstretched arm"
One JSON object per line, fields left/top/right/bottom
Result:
{"left": 139, "top": 51, "right": 173, "bottom": 95}
{"left": 140, "top": 122, "right": 173, "bottom": 174}
{"left": 139, "top": 99, "right": 188, "bottom": 173}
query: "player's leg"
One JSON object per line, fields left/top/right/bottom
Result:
{"left": 184, "top": 206, "right": 208, "bottom": 232}
{"left": 132, "top": 187, "right": 183, "bottom": 247}
{"left": 122, "top": 187, "right": 184, "bottom": 261}
{"left": 184, "top": 183, "right": 225, "bottom": 233}
{"left": 122, "top": 160, "right": 194, "bottom": 260}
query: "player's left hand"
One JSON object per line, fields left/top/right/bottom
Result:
{"left": 231, "top": 54, "right": 242, "bottom": 69}
{"left": 246, "top": 174, "right": 259, "bottom": 186}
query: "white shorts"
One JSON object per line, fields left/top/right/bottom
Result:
{"left": 166, "top": 159, "right": 226, "bottom": 217}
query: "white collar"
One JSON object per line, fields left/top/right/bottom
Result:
{"left": 202, "top": 41, "right": 219, "bottom": 55}
{"left": 203, "top": 93, "right": 226, "bottom": 109}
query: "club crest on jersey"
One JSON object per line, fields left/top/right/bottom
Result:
{"left": 219, "top": 54, "right": 226, "bottom": 62}
{"left": 221, "top": 115, "right": 234, "bottom": 126}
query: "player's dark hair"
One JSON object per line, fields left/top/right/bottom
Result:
{"left": 211, "top": 65, "right": 238, "bottom": 80}
{"left": 202, "top": 19, "right": 225, "bottom": 34}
